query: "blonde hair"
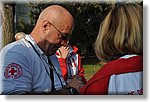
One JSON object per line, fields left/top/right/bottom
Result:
{"left": 94, "top": 4, "right": 143, "bottom": 61}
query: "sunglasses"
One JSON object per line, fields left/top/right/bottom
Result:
{"left": 49, "top": 22, "right": 71, "bottom": 41}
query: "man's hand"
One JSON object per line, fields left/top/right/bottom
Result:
{"left": 66, "top": 75, "right": 85, "bottom": 92}
{"left": 58, "top": 46, "right": 70, "bottom": 59}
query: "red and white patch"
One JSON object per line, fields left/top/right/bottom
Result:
{"left": 4, "top": 63, "right": 22, "bottom": 79}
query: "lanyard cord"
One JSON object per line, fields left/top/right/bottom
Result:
{"left": 47, "top": 57, "right": 56, "bottom": 92}
{"left": 27, "top": 40, "right": 64, "bottom": 92}
{"left": 48, "top": 58, "right": 64, "bottom": 88}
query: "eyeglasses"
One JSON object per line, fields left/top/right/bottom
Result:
{"left": 49, "top": 22, "right": 71, "bottom": 41}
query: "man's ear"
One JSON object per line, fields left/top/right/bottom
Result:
{"left": 42, "top": 20, "right": 51, "bottom": 31}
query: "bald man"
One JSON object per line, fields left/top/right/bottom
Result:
{"left": 0, "top": 5, "right": 83, "bottom": 95}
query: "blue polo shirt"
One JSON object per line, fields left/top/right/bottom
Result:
{"left": 0, "top": 35, "right": 66, "bottom": 94}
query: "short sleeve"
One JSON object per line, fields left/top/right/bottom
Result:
{"left": 0, "top": 45, "right": 32, "bottom": 94}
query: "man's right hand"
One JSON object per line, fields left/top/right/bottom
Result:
{"left": 66, "top": 75, "right": 85, "bottom": 92}
{"left": 58, "top": 46, "right": 70, "bottom": 59}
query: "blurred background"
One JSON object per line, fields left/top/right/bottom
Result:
{"left": 1, "top": 0, "right": 142, "bottom": 80}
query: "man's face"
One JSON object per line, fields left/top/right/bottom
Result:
{"left": 45, "top": 42, "right": 60, "bottom": 56}
{"left": 43, "top": 21, "right": 72, "bottom": 56}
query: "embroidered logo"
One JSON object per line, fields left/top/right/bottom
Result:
{"left": 4, "top": 63, "right": 22, "bottom": 79}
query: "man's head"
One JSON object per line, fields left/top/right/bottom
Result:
{"left": 31, "top": 5, "right": 74, "bottom": 56}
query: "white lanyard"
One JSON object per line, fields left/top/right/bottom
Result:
{"left": 25, "top": 35, "right": 65, "bottom": 90}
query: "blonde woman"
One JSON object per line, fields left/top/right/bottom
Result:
{"left": 80, "top": 3, "right": 143, "bottom": 95}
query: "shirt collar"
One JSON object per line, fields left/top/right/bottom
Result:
{"left": 25, "top": 35, "right": 45, "bottom": 56}
{"left": 120, "top": 54, "right": 138, "bottom": 59}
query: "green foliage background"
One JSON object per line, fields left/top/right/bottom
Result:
{"left": 16, "top": 2, "right": 142, "bottom": 59}
{"left": 15, "top": 2, "right": 142, "bottom": 80}
{"left": 16, "top": 2, "right": 112, "bottom": 58}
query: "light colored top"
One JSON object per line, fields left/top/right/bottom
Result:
{"left": 0, "top": 35, "right": 66, "bottom": 94}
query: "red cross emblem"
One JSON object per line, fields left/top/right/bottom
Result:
{"left": 9, "top": 68, "right": 17, "bottom": 75}
{"left": 4, "top": 63, "right": 22, "bottom": 79}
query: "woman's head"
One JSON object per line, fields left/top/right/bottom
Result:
{"left": 94, "top": 3, "right": 142, "bottom": 61}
